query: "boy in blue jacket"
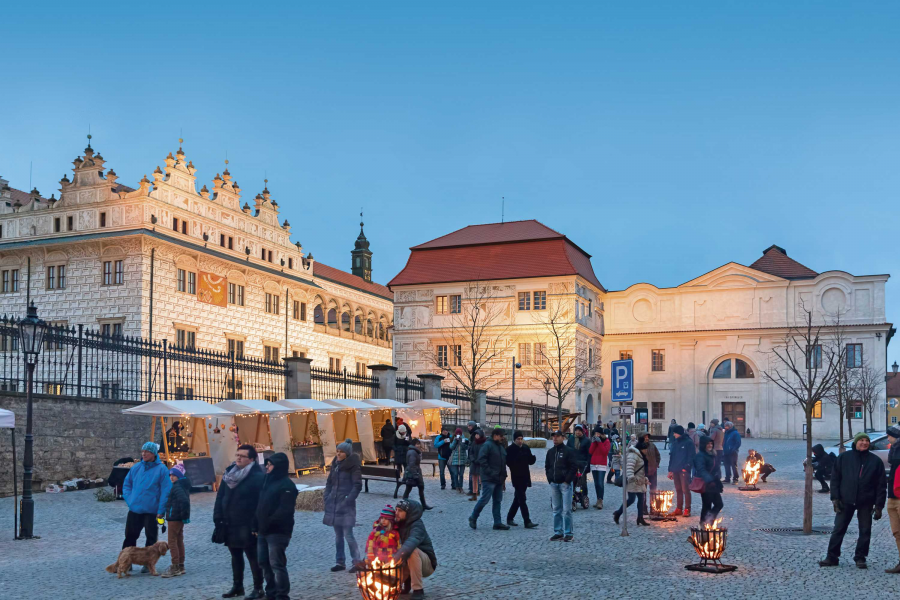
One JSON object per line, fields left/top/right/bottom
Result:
{"left": 122, "top": 441, "right": 172, "bottom": 569}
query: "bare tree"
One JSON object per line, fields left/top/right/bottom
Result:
{"left": 423, "top": 282, "right": 511, "bottom": 421}
{"left": 855, "top": 360, "right": 884, "bottom": 432}
{"left": 823, "top": 310, "right": 852, "bottom": 451}
{"left": 528, "top": 297, "right": 600, "bottom": 424}
{"left": 763, "top": 303, "right": 841, "bottom": 534}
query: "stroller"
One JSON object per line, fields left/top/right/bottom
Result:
{"left": 572, "top": 466, "right": 590, "bottom": 511}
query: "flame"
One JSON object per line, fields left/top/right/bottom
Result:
{"left": 742, "top": 457, "right": 763, "bottom": 485}
{"left": 689, "top": 519, "right": 727, "bottom": 560}
{"left": 358, "top": 557, "right": 400, "bottom": 600}
{"left": 408, "top": 420, "right": 419, "bottom": 429}
{"left": 650, "top": 490, "right": 673, "bottom": 515}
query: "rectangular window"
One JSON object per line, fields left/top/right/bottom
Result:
{"left": 452, "top": 344, "right": 462, "bottom": 367}
{"left": 812, "top": 400, "right": 822, "bottom": 419}
{"left": 101, "top": 382, "right": 122, "bottom": 400}
{"left": 227, "top": 338, "right": 245, "bottom": 359}
{"left": 44, "top": 383, "right": 64, "bottom": 396}
{"left": 264, "top": 345, "right": 280, "bottom": 363}
{"left": 175, "top": 386, "right": 195, "bottom": 400}
{"left": 851, "top": 401, "right": 863, "bottom": 419}
{"left": 535, "top": 342, "right": 548, "bottom": 365}
{"left": 187, "top": 271, "right": 195, "bottom": 294}
{"left": 450, "top": 295, "right": 462, "bottom": 314}
{"left": 268, "top": 250, "right": 273, "bottom": 263}
{"left": 300, "top": 302, "right": 307, "bottom": 321}
{"left": 261, "top": 248, "right": 267, "bottom": 260}
{"left": 11, "top": 269, "right": 18, "bottom": 292}
{"left": 173, "top": 217, "right": 180, "bottom": 232}
{"left": 435, "top": 296, "right": 448, "bottom": 315}
{"left": 176, "top": 328, "right": 196, "bottom": 349}
{"left": 47, "top": 266, "right": 56, "bottom": 290}
{"left": 0, "top": 333, "right": 19, "bottom": 352}
{"left": 329, "top": 356, "right": 342, "bottom": 371}
{"left": 288, "top": 258, "right": 294, "bottom": 270}
{"left": 436, "top": 345, "right": 448, "bottom": 368}
{"left": 228, "top": 283, "right": 245, "bottom": 306}
{"left": 54, "top": 217, "right": 61, "bottom": 232}
{"left": 533, "top": 291, "right": 547, "bottom": 310}
{"left": 182, "top": 221, "right": 187, "bottom": 235}
{"left": 651, "top": 402, "right": 665, "bottom": 420}
{"left": 220, "top": 233, "right": 226, "bottom": 247}
{"left": 1, "top": 270, "right": 7, "bottom": 293}
{"left": 47, "top": 265, "right": 67, "bottom": 290}
{"left": 44, "top": 320, "right": 67, "bottom": 351}
{"left": 101, "top": 323, "right": 123, "bottom": 338}
{"left": 846, "top": 344, "right": 863, "bottom": 369}
{"left": 1, "top": 224, "right": 4, "bottom": 238}
{"left": 518, "top": 342, "right": 532, "bottom": 366}
{"left": 226, "top": 378, "right": 243, "bottom": 400}
{"left": 893, "top": 416, "right": 898, "bottom": 425}
{"left": 356, "top": 361, "right": 366, "bottom": 375}
{"left": 293, "top": 300, "right": 301, "bottom": 320}
{"left": 651, "top": 349, "right": 665, "bottom": 372}
{"left": 228, "top": 236, "right": 234, "bottom": 250}
{"left": 103, "top": 261, "right": 114, "bottom": 286}
{"left": 67, "top": 216, "right": 74, "bottom": 231}
{"left": 99, "top": 212, "right": 107, "bottom": 227}
{"left": 518, "top": 292, "right": 531, "bottom": 311}
{"left": 177, "top": 269, "right": 186, "bottom": 292}
{"left": 806, "top": 345, "right": 822, "bottom": 369}
{"left": 265, "top": 293, "right": 280, "bottom": 315}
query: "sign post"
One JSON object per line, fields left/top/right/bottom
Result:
{"left": 610, "top": 359, "right": 633, "bottom": 537}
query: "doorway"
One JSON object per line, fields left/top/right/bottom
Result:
{"left": 585, "top": 394, "right": 595, "bottom": 425}
{"left": 722, "top": 402, "right": 746, "bottom": 436}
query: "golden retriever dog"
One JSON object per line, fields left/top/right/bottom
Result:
{"left": 106, "top": 541, "right": 169, "bottom": 578}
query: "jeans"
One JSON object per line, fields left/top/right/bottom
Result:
{"left": 699, "top": 492, "right": 723, "bottom": 526}
{"left": 228, "top": 544, "right": 262, "bottom": 589}
{"left": 448, "top": 464, "right": 464, "bottom": 489}
{"left": 470, "top": 481, "right": 503, "bottom": 525}
{"left": 258, "top": 533, "right": 291, "bottom": 600}
{"left": 814, "top": 469, "right": 830, "bottom": 490}
{"left": 827, "top": 503, "right": 874, "bottom": 561}
{"left": 549, "top": 482, "right": 573, "bottom": 536}
{"left": 591, "top": 469, "right": 605, "bottom": 500}
{"left": 123, "top": 511, "right": 158, "bottom": 549}
{"left": 715, "top": 450, "right": 725, "bottom": 479}
{"left": 507, "top": 485, "right": 530, "bottom": 523}
{"left": 672, "top": 470, "right": 692, "bottom": 511}
{"left": 724, "top": 452, "right": 739, "bottom": 481}
{"left": 614, "top": 492, "right": 645, "bottom": 521}
{"left": 333, "top": 524, "right": 361, "bottom": 566}
{"left": 438, "top": 458, "right": 448, "bottom": 487}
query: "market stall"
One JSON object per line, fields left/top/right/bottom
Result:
{"left": 361, "top": 399, "right": 407, "bottom": 461}
{"left": 399, "top": 399, "right": 459, "bottom": 439}
{"left": 321, "top": 398, "right": 379, "bottom": 463}
{"left": 122, "top": 400, "right": 235, "bottom": 489}
{"left": 217, "top": 400, "right": 293, "bottom": 465}
{"left": 275, "top": 398, "right": 337, "bottom": 474}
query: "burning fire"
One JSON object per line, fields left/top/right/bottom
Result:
{"left": 689, "top": 519, "right": 727, "bottom": 560}
{"left": 742, "top": 457, "right": 763, "bottom": 486}
{"left": 358, "top": 557, "right": 401, "bottom": 600}
{"left": 650, "top": 490, "right": 673, "bottom": 515}
{"left": 408, "top": 420, "right": 419, "bottom": 429}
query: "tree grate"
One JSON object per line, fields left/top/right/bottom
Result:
{"left": 755, "top": 527, "right": 832, "bottom": 536}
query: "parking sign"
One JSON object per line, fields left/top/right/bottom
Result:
{"left": 610, "top": 359, "right": 633, "bottom": 402}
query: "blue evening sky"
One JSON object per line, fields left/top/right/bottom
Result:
{"left": 2, "top": 2, "right": 899, "bottom": 361}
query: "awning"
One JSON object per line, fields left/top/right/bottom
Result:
{"left": 217, "top": 400, "right": 293, "bottom": 415}
{"left": 275, "top": 399, "right": 337, "bottom": 413}
{"left": 405, "top": 399, "right": 459, "bottom": 410}
{"left": 361, "top": 398, "right": 408, "bottom": 409}
{"left": 122, "top": 400, "right": 234, "bottom": 417}
{"left": 322, "top": 399, "right": 377, "bottom": 410}
{"left": 0, "top": 408, "right": 14, "bottom": 428}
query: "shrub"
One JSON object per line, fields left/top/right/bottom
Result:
{"left": 94, "top": 487, "right": 116, "bottom": 502}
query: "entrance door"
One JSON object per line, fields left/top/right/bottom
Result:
{"left": 585, "top": 394, "right": 595, "bottom": 424}
{"left": 721, "top": 402, "right": 746, "bottom": 436}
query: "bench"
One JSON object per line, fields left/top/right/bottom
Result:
{"left": 421, "top": 451, "right": 439, "bottom": 477}
{"left": 360, "top": 464, "right": 402, "bottom": 498}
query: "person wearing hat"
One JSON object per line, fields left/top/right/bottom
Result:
{"left": 393, "top": 499, "right": 437, "bottom": 597}
{"left": 885, "top": 426, "right": 900, "bottom": 573}
{"left": 506, "top": 430, "right": 539, "bottom": 528}
{"left": 819, "top": 432, "right": 887, "bottom": 569}
{"left": 255, "top": 452, "right": 299, "bottom": 600}
{"left": 567, "top": 424, "right": 592, "bottom": 504}
{"left": 161, "top": 463, "right": 192, "bottom": 578}
{"left": 667, "top": 425, "right": 695, "bottom": 517}
{"left": 469, "top": 427, "right": 509, "bottom": 530}
{"left": 545, "top": 429, "right": 577, "bottom": 541}
{"left": 324, "top": 439, "right": 364, "bottom": 573}
{"left": 121, "top": 441, "right": 173, "bottom": 568}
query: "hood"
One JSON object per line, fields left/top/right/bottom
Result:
{"left": 699, "top": 436, "right": 714, "bottom": 453}
{"left": 812, "top": 444, "right": 826, "bottom": 458}
{"left": 400, "top": 499, "right": 424, "bottom": 527}
{"left": 265, "top": 452, "right": 290, "bottom": 480}
{"left": 472, "top": 428, "right": 485, "bottom": 443}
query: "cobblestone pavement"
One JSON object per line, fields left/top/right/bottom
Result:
{"left": 2, "top": 438, "right": 897, "bottom": 599}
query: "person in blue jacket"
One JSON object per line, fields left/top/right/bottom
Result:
{"left": 122, "top": 441, "right": 173, "bottom": 563}
{"left": 723, "top": 422, "right": 743, "bottom": 484}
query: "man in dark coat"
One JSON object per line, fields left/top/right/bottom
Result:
{"left": 665, "top": 419, "right": 677, "bottom": 449}
{"left": 380, "top": 419, "right": 395, "bottom": 464}
{"left": 324, "top": 439, "right": 364, "bottom": 571}
{"left": 723, "top": 421, "right": 742, "bottom": 484}
{"left": 214, "top": 444, "right": 266, "bottom": 599}
{"left": 469, "top": 427, "right": 509, "bottom": 530}
{"left": 567, "top": 424, "right": 592, "bottom": 503}
{"left": 254, "top": 453, "right": 299, "bottom": 600}
{"left": 393, "top": 499, "right": 437, "bottom": 597}
{"left": 820, "top": 433, "right": 887, "bottom": 569}
{"left": 811, "top": 443, "right": 836, "bottom": 493}
{"left": 545, "top": 430, "right": 577, "bottom": 541}
{"left": 886, "top": 426, "right": 900, "bottom": 573}
{"left": 667, "top": 426, "right": 696, "bottom": 517}
{"left": 506, "top": 430, "right": 538, "bottom": 528}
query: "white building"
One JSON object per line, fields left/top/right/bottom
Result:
{"left": 0, "top": 141, "right": 393, "bottom": 372}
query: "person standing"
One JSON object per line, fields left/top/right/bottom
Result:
{"left": 393, "top": 499, "right": 438, "bottom": 598}
{"left": 255, "top": 453, "right": 299, "bottom": 600}
{"left": 545, "top": 430, "right": 577, "bottom": 541}
{"left": 465, "top": 420, "right": 478, "bottom": 495}
{"left": 693, "top": 436, "right": 723, "bottom": 526}
{"left": 380, "top": 419, "right": 395, "bottom": 465}
{"left": 667, "top": 426, "right": 695, "bottom": 518}
{"left": 613, "top": 438, "right": 651, "bottom": 526}
{"left": 394, "top": 424, "right": 411, "bottom": 478}
{"left": 567, "top": 424, "right": 592, "bottom": 504}
{"left": 589, "top": 427, "right": 611, "bottom": 509}
{"left": 324, "top": 439, "right": 364, "bottom": 573}
{"left": 402, "top": 439, "right": 434, "bottom": 510}
{"left": 468, "top": 427, "right": 508, "bottom": 530}
{"left": 819, "top": 432, "right": 887, "bottom": 569}
{"left": 723, "top": 421, "right": 742, "bottom": 484}
{"left": 708, "top": 419, "right": 725, "bottom": 479}
{"left": 467, "top": 428, "right": 485, "bottom": 501}
{"left": 640, "top": 432, "right": 660, "bottom": 514}
{"left": 214, "top": 444, "right": 266, "bottom": 599}
{"left": 448, "top": 428, "right": 468, "bottom": 492}
{"left": 607, "top": 435, "right": 621, "bottom": 484}
{"left": 122, "top": 442, "right": 172, "bottom": 570}
{"left": 161, "top": 464, "right": 191, "bottom": 578}
{"left": 665, "top": 419, "right": 678, "bottom": 450}
{"left": 505, "top": 430, "right": 538, "bottom": 528}
{"left": 686, "top": 422, "right": 700, "bottom": 452}
{"left": 433, "top": 427, "right": 453, "bottom": 490}
{"left": 885, "top": 426, "right": 900, "bottom": 573}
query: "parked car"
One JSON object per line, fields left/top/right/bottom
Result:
{"left": 828, "top": 431, "right": 891, "bottom": 473}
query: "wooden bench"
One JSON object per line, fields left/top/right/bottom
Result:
{"left": 421, "top": 451, "right": 439, "bottom": 477}
{"left": 360, "top": 464, "right": 402, "bottom": 498}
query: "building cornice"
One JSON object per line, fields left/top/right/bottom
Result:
{"left": 604, "top": 322, "right": 892, "bottom": 337}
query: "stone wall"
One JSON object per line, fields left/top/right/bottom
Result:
{"left": 0, "top": 394, "right": 151, "bottom": 497}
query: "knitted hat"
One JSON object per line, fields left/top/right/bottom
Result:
{"left": 336, "top": 438, "right": 354, "bottom": 455}
{"left": 467, "top": 420, "right": 477, "bottom": 428}
{"left": 142, "top": 441, "right": 160, "bottom": 455}
{"left": 492, "top": 427, "right": 505, "bottom": 437}
{"left": 854, "top": 432, "right": 871, "bottom": 444}
{"left": 513, "top": 430, "right": 525, "bottom": 440}
{"left": 169, "top": 464, "right": 185, "bottom": 479}
{"left": 454, "top": 428, "right": 463, "bottom": 435}
{"left": 888, "top": 426, "right": 900, "bottom": 439}
{"left": 672, "top": 425, "right": 685, "bottom": 436}
{"left": 380, "top": 505, "right": 396, "bottom": 521}
{"left": 574, "top": 424, "right": 584, "bottom": 432}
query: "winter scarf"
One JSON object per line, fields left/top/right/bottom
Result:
{"left": 222, "top": 460, "right": 256, "bottom": 489}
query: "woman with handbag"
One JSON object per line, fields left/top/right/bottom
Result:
{"left": 612, "top": 439, "right": 651, "bottom": 526}
{"left": 693, "top": 436, "right": 724, "bottom": 526}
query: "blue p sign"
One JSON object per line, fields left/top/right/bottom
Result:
{"left": 611, "top": 359, "right": 633, "bottom": 402}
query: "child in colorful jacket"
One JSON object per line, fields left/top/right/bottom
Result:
{"left": 365, "top": 505, "right": 401, "bottom": 564}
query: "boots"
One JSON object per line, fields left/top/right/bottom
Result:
{"left": 637, "top": 518, "right": 651, "bottom": 526}
{"left": 222, "top": 586, "right": 245, "bottom": 598}
{"left": 594, "top": 499, "right": 603, "bottom": 510}
{"left": 885, "top": 563, "right": 900, "bottom": 574}
{"left": 160, "top": 565, "right": 182, "bottom": 578}
{"left": 245, "top": 588, "right": 266, "bottom": 599}
{"left": 418, "top": 488, "right": 434, "bottom": 510}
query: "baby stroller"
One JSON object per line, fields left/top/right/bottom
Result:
{"left": 572, "top": 466, "right": 590, "bottom": 511}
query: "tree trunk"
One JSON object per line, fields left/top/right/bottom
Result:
{"left": 847, "top": 404, "right": 853, "bottom": 440}
{"left": 556, "top": 402, "right": 563, "bottom": 429}
{"left": 863, "top": 408, "right": 867, "bottom": 432}
{"left": 803, "top": 407, "right": 814, "bottom": 534}
{"left": 838, "top": 406, "right": 845, "bottom": 454}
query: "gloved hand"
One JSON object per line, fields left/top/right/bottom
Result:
{"left": 875, "top": 507, "right": 883, "bottom": 521}
{"left": 832, "top": 499, "right": 844, "bottom": 513}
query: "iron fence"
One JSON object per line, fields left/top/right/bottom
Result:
{"left": 310, "top": 366, "right": 379, "bottom": 400}
{"left": 435, "top": 386, "right": 565, "bottom": 437}
{"left": 396, "top": 376, "right": 424, "bottom": 402}
{"left": 0, "top": 317, "right": 285, "bottom": 403}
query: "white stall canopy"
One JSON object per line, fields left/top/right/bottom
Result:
{"left": 361, "top": 399, "right": 407, "bottom": 409}
{"left": 322, "top": 399, "right": 376, "bottom": 410}
{"left": 406, "top": 399, "right": 460, "bottom": 410}
{"left": 321, "top": 399, "right": 378, "bottom": 463}
{"left": 275, "top": 399, "right": 336, "bottom": 413}
{"left": 123, "top": 400, "right": 234, "bottom": 417}
{"left": 217, "top": 400, "right": 293, "bottom": 415}
{"left": 399, "top": 399, "right": 459, "bottom": 438}
{"left": 0, "top": 408, "right": 14, "bottom": 429}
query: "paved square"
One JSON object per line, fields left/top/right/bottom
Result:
{"left": 1, "top": 438, "right": 896, "bottom": 599}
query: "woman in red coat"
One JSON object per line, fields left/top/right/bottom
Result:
{"left": 589, "top": 427, "right": 611, "bottom": 509}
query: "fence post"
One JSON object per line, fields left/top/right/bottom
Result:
{"left": 230, "top": 349, "right": 236, "bottom": 399}
{"left": 162, "top": 339, "right": 169, "bottom": 401}
{"left": 473, "top": 389, "right": 488, "bottom": 426}
{"left": 343, "top": 367, "right": 348, "bottom": 398}
{"left": 284, "top": 357, "right": 312, "bottom": 399}
{"left": 367, "top": 364, "right": 397, "bottom": 400}
{"left": 76, "top": 324, "right": 83, "bottom": 398}
{"left": 416, "top": 373, "right": 443, "bottom": 400}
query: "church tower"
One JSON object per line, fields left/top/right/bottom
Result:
{"left": 351, "top": 213, "right": 373, "bottom": 282}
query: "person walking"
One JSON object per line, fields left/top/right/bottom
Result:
{"left": 607, "top": 435, "right": 621, "bottom": 484}
{"left": 693, "top": 436, "right": 724, "bottom": 526}
{"left": 467, "top": 428, "right": 485, "bottom": 501}
{"left": 640, "top": 432, "right": 660, "bottom": 514}
{"left": 255, "top": 453, "right": 299, "bottom": 600}
{"left": 665, "top": 419, "right": 678, "bottom": 450}
{"left": 885, "top": 426, "right": 900, "bottom": 573}
{"left": 506, "top": 430, "right": 539, "bottom": 528}
{"left": 613, "top": 438, "right": 651, "bottom": 526}
{"left": 468, "top": 427, "right": 508, "bottom": 530}
{"left": 465, "top": 420, "right": 478, "bottom": 495}
{"left": 433, "top": 427, "right": 453, "bottom": 490}
{"left": 380, "top": 419, "right": 395, "bottom": 465}
{"left": 667, "top": 425, "right": 695, "bottom": 517}
{"left": 723, "top": 421, "right": 742, "bottom": 484}
{"left": 393, "top": 499, "right": 438, "bottom": 598}
{"left": 402, "top": 439, "right": 434, "bottom": 510}
{"left": 214, "top": 444, "right": 266, "bottom": 599}
{"left": 324, "top": 439, "right": 365, "bottom": 573}
{"left": 394, "top": 423, "right": 411, "bottom": 478}
{"left": 686, "top": 422, "right": 700, "bottom": 452}
{"left": 545, "top": 430, "right": 577, "bottom": 541}
{"left": 812, "top": 444, "right": 836, "bottom": 493}
{"left": 448, "top": 428, "right": 468, "bottom": 492}
{"left": 589, "top": 427, "right": 611, "bottom": 509}
{"left": 161, "top": 464, "right": 191, "bottom": 578}
{"left": 708, "top": 419, "right": 725, "bottom": 479}
{"left": 819, "top": 432, "right": 887, "bottom": 569}
{"left": 567, "top": 424, "right": 592, "bottom": 505}
{"left": 121, "top": 441, "right": 172, "bottom": 567}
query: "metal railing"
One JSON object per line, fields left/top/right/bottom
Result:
{"left": 434, "top": 385, "right": 565, "bottom": 437}
{"left": 396, "top": 376, "right": 424, "bottom": 402}
{"left": 310, "top": 366, "right": 379, "bottom": 400}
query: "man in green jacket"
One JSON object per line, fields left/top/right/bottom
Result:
{"left": 468, "top": 427, "right": 509, "bottom": 530}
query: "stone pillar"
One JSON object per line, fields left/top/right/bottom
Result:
{"left": 368, "top": 364, "right": 397, "bottom": 400}
{"left": 473, "top": 389, "right": 488, "bottom": 426}
{"left": 416, "top": 373, "right": 444, "bottom": 400}
{"left": 284, "top": 357, "right": 312, "bottom": 399}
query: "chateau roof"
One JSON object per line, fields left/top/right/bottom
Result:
{"left": 315, "top": 261, "right": 393, "bottom": 301}
{"left": 390, "top": 219, "right": 605, "bottom": 291}
{"left": 5, "top": 186, "right": 48, "bottom": 204}
{"left": 749, "top": 245, "right": 818, "bottom": 280}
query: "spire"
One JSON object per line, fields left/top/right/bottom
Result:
{"left": 351, "top": 209, "right": 373, "bottom": 282}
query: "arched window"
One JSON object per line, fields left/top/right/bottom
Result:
{"left": 366, "top": 319, "right": 374, "bottom": 337}
{"left": 314, "top": 305, "right": 325, "bottom": 325}
{"left": 713, "top": 358, "right": 755, "bottom": 379}
{"left": 341, "top": 312, "right": 351, "bottom": 332}
{"left": 713, "top": 360, "right": 731, "bottom": 379}
{"left": 736, "top": 359, "right": 755, "bottom": 379}
{"left": 327, "top": 308, "right": 338, "bottom": 328}
{"left": 354, "top": 315, "right": 363, "bottom": 334}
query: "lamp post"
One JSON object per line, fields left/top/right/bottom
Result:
{"left": 511, "top": 359, "right": 522, "bottom": 431}
{"left": 17, "top": 301, "right": 46, "bottom": 540}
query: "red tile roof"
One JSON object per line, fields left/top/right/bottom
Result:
{"left": 749, "top": 245, "right": 818, "bottom": 280}
{"left": 390, "top": 220, "right": 605, "bottom": 291}
{"left": 887, "top": 371, "right": 900, "bottom": 397}
{"left": 314, "top": 262, "right": 394, "bottom": 301}
{"left": 5, "top": 186, "right": 48, "bottom": 205}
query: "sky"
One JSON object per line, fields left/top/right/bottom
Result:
{"left": 1, "top": 2, "right": 899, "bottom": 358}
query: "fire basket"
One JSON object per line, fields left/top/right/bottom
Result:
{"left": 738, "top": 458, "right": 763, "bottom": 491}
{"left": 649, "top": 490, "right": 676, "bottom": 521}
{"left": 685, "top": 519, "right": 738, "bottom": 573}
{"left": 356, "top": 558, "right": 403, "bottom": 600}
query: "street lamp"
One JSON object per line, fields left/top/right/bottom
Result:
{"left": 511, "top": 359, "right": 522, "bottom": 431}
{"left": 17, "top": 301, "right": 46, "bottom": 540}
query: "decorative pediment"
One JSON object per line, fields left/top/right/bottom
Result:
{"left": 680, "top": 262, "right": 784, "bottom": 288}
